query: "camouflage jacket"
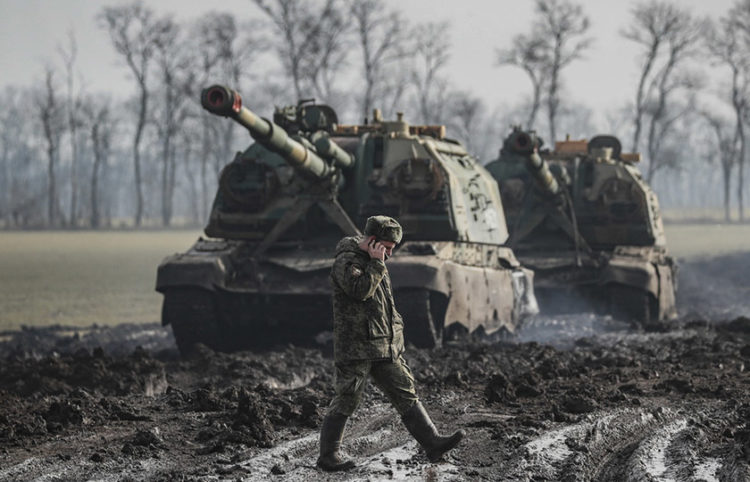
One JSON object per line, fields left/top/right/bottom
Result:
{"left": 330, "top": 236, "right": 405, "bottom": 361}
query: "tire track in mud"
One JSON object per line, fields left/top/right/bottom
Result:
{"left": 0, "top": 452, "right": 172, "bottom": 482}
{"left": 498, "top": 404, "right": 749, "bottom": 482}
{"left": 235, "top": 402, "right": 461, "bottom": 481}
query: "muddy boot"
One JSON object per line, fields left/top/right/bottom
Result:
{"left": 402, "top": 401, "right": 465, "bottom": 462}
{"left": 317, "top": 413, "right": 356, "bottom": 472}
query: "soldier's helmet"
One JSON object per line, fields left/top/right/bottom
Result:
{"left": 364, "top": 215, "right": 403, "bottom": 244}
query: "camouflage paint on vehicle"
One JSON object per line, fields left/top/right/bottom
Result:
{"left": 485, "top": 129, "right": 677, "bottom": 327}
{"left": 156, "top": 86, "right": 537, "bottom": 355}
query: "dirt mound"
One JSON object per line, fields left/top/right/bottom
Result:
{"left": 0, "top": 332, "right": 335, "bottom": 473}
{"left": 0, "top": 346, "right": 166, "bottom": 397}
{"left": 0, "top": 323, "right": 177, "bottom": 359}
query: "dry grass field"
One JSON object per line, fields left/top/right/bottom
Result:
{"left": 0, "top": 230, "right": 199, "bottom": 331}
{"left": 664, "top": 223, "right": 750, "bottom": 258}
{"left": 0, "top": 224, "right": 747, "bottom": 332}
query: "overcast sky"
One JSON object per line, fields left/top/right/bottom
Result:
{"left": 0, "top": 0, "right": 735, "bottom": 126}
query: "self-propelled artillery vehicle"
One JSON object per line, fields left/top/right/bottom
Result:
{"left": 485, "top": 129, "right": 676, "bottom": 328}
{"left": 156, "top": 85, "right": 537, "bottom": 355}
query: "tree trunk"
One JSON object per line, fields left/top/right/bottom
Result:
{"left": 363, "top": 70, "right": 374, "bottom": 122}
{"left": 526, "top": 70, "right": 542, "bottom": 130}
{"left": 161, "top": 133, "right": 177, "bottom": 227}
{"left": 361, "top": 30, "right": 374, "bottom": 121}
{"left": 167, "top": 145, "right": 177, "bottom": 226}
{"left": 200, "top": 114, "right": 210, "bottom": 221}
{"left": 547, "top": 37, "right": 562, "bottom": 145}
{"left": 90, "top": 124, "right": 103, "bottom": 228}
{"left": 161, "top": 127, "right": 171, "bottom": 226}
{"left": 723, "top": 161, "right": 732, "bottom": 222}
{"left": 736, "top": 111, "right": 745, "bottom": 222}
{"left": 133, "top": 136, "right": 144, "bottom": 227}
{"left": 182, "top": 142, "right": 200, "bottom": 226}
{"left": 739, "top": 134, "right": 745, "bottom": 222}
{"left": 632, "top": 41, "right": 660, "bottom": 152}
{"left": 1, "top": 139, "right": 10, "bottom": 228}
{"left": 47, "top": 142, "right": 57, "bottom": 227}
{"left": 91, "top": 156, "right": 101, "bottom": 228}
{"left": 62, "top": 31, "right": 79, "bottom": 228}
{"left": 133, "top": 85, "right": 148, "bottom": 227}
{"left": 69, "top": 127, "right": 78, "bottom": 227}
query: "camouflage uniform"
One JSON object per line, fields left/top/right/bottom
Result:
{"left": 326, "top": 220, "right": 418, "bottom": 417}
{"left": 318, "top": 216, "right": 464, "bottom": 471}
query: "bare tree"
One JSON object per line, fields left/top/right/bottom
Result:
{"left": 648, "top": 28, "right": 701, "bottom": 181}
{"left": 305, "top": 12, "right": 348, "bottom": 104}
{"left": 623, "top": 2, "right": 701, "bottom": 182}
{"left": 702, "top": 111, "right": 737, "bottom": 221}
{"left": 1, "top": 87, "right": 42, "bottom": 228}
{"left": 152, "top": 17, "right": 195, "bottom": 226}
{"left": 0, "top": 89, "right": 17, "bottom": 228}
{"left": 191, "top": 12, "right": 266, "bottom": 202}
{"left": 351, "top": 0, "right": 408, "bottom": 121}
{"left": 446, "top": 90, "right": 485, "bottom": 154}
{"left": 557, "top": 101, "right": 595, "bottom": 140}
{"left": 533, "top": 0, "right": 592, "bottom": 144}
{"left": 253, "top": 0, "right": 348, "bottom": 106}
{"left": 496, "top": 33, "right": 549, "bottom": 129}
{"left": 721, "top": 0, "right": 750, "bottom": 221}
{"left": 623, "top": 1, "right": 684, "bottom": 152}
{"left": 646, "top": 82, "right": 702, "bottom": 182}
{"left": 193, "top": 14, "right": 225, "bottom": 222}
{"left": 178, "top": 121, "right": 202, "bottom": 226}
{"left": 410, "top": 22, "right": 451, "bottom": 123}
{"left": 0, "top": 88, "right": 17, "bottom": 228}
{"left": 83, "top": 96, "right": 115, "bottom": 228}
{"left": 99, "top": 2, "right": 165, "bottom": 227}
{"left": 35, "top": 67, "right": 66, "bottom": 227}
{"left": 58, "top": 30, "right": 85, "bottom": 227}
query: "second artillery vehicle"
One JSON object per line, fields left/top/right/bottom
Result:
{"left": 156, "top": 85, "right": 537, "bottom": 354}
{"left": 485, "top": 129, "right": 676, "bottom": 327}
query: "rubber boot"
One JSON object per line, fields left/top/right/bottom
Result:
{"left": 317, "top": 413, "right": 356, "bottom": 472}
{"left": 402, "top": 401, "right": 465, "bottom": 462}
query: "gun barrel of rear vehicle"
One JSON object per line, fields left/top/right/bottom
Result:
{"left": 505, "top": 130, "right": 560, "bottom": 196}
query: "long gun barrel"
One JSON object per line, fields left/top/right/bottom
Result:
{"left": 505, "top": 129, "right": 560, "bottom": 196}
{"left": 201, "top": 84, "right": 338, "bottom": 179}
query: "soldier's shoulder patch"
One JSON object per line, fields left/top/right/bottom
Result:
{"left": 350, "top": 265, "right": 363, "bottom": 277}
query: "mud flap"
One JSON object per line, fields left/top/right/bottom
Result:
{"left": 656, "top": 263, "right": 678, "bottom": 320}
{"left": 512, "top": 269, "right": 539, "bottom": 321}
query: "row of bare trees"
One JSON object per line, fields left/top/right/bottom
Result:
{"left": 0, "top": 0, "right": 491, "bottom": 229}
{"left": 1, "top": 0, "right": 749, "bottom": 228}
{"left": 501, "top": 0, "right": 750, "bottom": 222}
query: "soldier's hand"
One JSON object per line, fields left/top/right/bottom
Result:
{"left": 368, "top": 240, "right": 386, "bottom": 261}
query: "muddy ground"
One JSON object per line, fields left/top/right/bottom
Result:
{"left": 1, "top": 252, "right": 749, "bottom": 481}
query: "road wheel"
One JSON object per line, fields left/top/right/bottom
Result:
{"left": 395, "top": 288, "right": 446, "bottom": 349}
{"left": 162, "top": 288, "right": 222, "bottom": 357}
{"left": 608, "top": 284, "right": 659, "bottom": 330}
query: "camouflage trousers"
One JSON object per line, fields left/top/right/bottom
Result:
{"left": 327, "top": 355, "right": 419, "bottom": 417}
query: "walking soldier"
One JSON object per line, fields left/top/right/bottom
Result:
{"left": 317, "top": 215, "right": 465, "bottom": 471}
